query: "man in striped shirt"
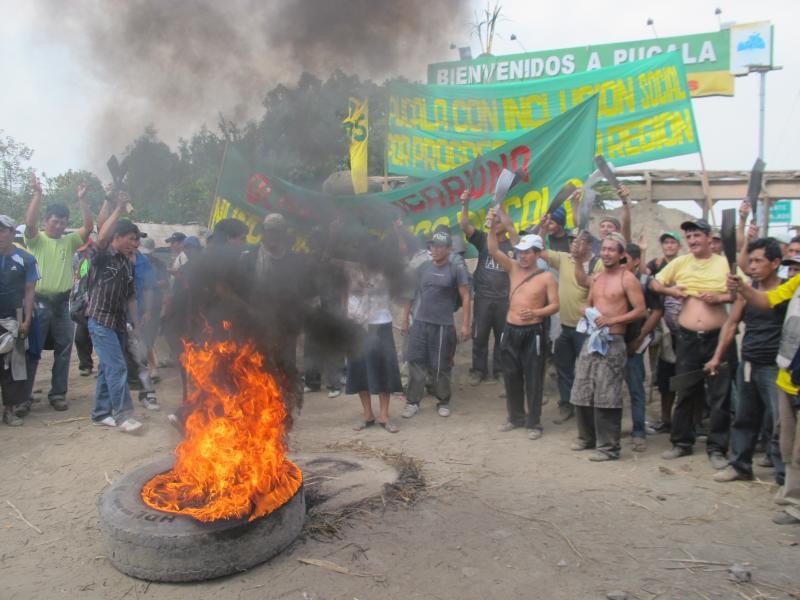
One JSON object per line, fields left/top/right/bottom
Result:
{"left": 86, "top": 192, "right": 142, "bottom": 433}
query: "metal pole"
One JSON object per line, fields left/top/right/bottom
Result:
{"left": 758, "top": 70, "right": 766, "bottom": 161}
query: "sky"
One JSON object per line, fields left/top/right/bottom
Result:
{"left": 1, "top": 0, "right": 797, "bottom": 186}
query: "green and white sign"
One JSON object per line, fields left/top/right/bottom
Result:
{"left": 428, "top": 30, "right": 734, "bottom": 97}
{"left": 769, "top": 200, "right": 793, "bottom": 224}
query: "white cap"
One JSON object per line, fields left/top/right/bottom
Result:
{"left": 513, "top": 234, "right": 544, "bottom": 251}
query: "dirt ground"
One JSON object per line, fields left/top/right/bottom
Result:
{"left": 2, "top": 340, "right": 799, "bottom": 600}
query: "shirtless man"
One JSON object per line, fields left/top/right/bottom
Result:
{"left": 570, "top": 233, "right": 645, "bottom": 461}
{"left": 650, "top": 219, "right": 741, "bottom": 468}
{"left": 487, "top": 212, "right": 559, "bottom": 439}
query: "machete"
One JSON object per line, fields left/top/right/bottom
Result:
{"left": 530, "top": 181, "right": 578, "bottom": 234}
{"left": 746, "top": 158, "right": 766, "bottom": 224}
{"left": 467, "top": 152, "right": 487, "bottom": 195}
{"left": 484, "top": 168, "right": 521, "bottom": 228}
{"left": 669, "top": 363, "right": 728, "bottom": 393}
{"left": 594, "top": 155, "right": 620, "bottom": 189}
{"left": 577, "top": 165, "right": 609, "bottom": 233}
{"left": 721, "top": 208, "right": 737, "bottom": 275}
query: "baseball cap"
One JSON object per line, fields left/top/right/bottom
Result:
{"left": 262, "top": 213, "right": 287, "bottom": 232}
{"left": 659, "top": 231, "right": 682, "bottom": 244}
{"left": 551, "top": 206, "right": 567, "bottom": 227}
{"left": 140, "top": 238, "right": 156, "bottom": 255}
{"left": 114, "top": 219, "right": 141, "bottom": 238}
{"left": 183, "top": 236, "right": 202, "bottom": 249}
{"left": 165, "top": 232, "right": 187, "bottom": 244}
{"left": 781, "top": 255, "right": 800, "bottom": 267}
{"left": 599, "top": 216, "right": 622, "bottom": 230}
{"left": 773, "top": 231, "right": 793, "bottom": 245}
{"left": 680, "top": 219, "right": 712, "bottom": 233}
{"left": 428, "top": 230, "right": 452, "bottom": 247}
{"left": 513, "top": 234, "right": 544, "bottom": 252}
{"left": 710, "top": 226, "right": 722, "bottom": 240}
{"left": 605, "top": 232, "right": 627, "bottom": 250}
{"left": 0, "top": 215, "right": 15, "bottom": 230}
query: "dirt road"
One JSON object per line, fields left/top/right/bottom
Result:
{"left": 2, "top": 348, "right": 798, "bottom": 600}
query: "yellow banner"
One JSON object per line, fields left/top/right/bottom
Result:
{"left": 343, "top": 97, "right": 369, "bottom": 194}
{"left": 687, "top": 70, "right": 734, "bottom": 97}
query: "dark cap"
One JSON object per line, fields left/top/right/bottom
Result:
{"left": 183, "top": 236, "right": 202, "bottom": 249}
{"left": 428, "top": 230, "right": 452, "bottom": 247}
{"left": 680, "top": 219, "right": 712, "bottom": 234}
{"left": 781, "top": 255, "right": 800, "bottom": 267}
{"left": 165, "top": 232, "right": 187, "bottom": 244}
{"left": 625, "top": 242, "right": 641, "bottom": 259}
{"left": 599, "top": 215, "right": 622, "bottom": 230}
{"left": 551, "top": 206, "right": 567, "bottom": 227}
{"left": 114, "top": 219, "right": 141, "bottom": 238}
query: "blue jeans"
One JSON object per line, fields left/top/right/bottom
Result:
{"left": 624, "top": 352, "right": 647, "bottom": 438}
{"left": 88, "top": 319, "right": 132, "bottom": 424}
{"left": 730, "top": 362, "right": 785, "bottom": 480}
{"left": 553, "top": 326, "right": 587, "bottom": 408}
{"left": 27, "top": 295, "right": 74, "bottom": 401}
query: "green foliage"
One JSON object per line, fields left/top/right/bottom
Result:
{"left": 0, "top": 131, "right": 35, "bottom": 219}
{"left": 42, "top": 170, "right": 105, "bottom": 227}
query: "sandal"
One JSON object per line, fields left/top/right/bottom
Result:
{"left": 353, "top": 419, "right": 375, "bottom": 431}
{"left": 378, "top": 420, "right": 399, "bottom": 433}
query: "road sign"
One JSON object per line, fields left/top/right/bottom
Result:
{"left": 770, "top": 199, "right": 792, "bottom": 224}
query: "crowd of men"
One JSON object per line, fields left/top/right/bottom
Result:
{"left": 2, "top": 176, "right": 800, "bottom": 526}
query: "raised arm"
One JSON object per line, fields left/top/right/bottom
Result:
{"left": 618, "top": 184, "right": 631, "bottom": 243}
{"left": 25, "top": 174, "right": 43, "bottom": 239}
{"left": 737, "top": 222, "right": 758, "bottom": 273}
{"left": 76, "top": 184, "right": 93, "bottom": 241}
{"left": 572, "top": 237, "right": 593, "bottom": 289}
{"left": 728, "top": 274, "right": 771, "bottom": 311}
{"left": 97, "top": 192, "right": 130, "bottom": 248}
{"left": 487, "top": 208, "right": 514, "bottom": 272}
{"left": 459, "top": 191, "right": 476, "bottom": 237}
{"left": 496, "top": 202, "right": 519, "bottom": 245}
{"left": 704, "top": 297, "right": 745, "bottom": 375}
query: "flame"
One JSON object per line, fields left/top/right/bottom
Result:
{"left": 141, "top": 328, "right": 302, "bottom": 522}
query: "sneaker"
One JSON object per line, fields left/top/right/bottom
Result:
{"left": 327, "top": 388, "right": 342, "bottom": 399}
{"left": 118, "top": 418, "right": 143, "bottom": 433}
{"left": 401, "top": 403, "right": 419, "bottom": 419}
{"left": 167, "top": 413, "right": 185, "bottom": 434}
{"left": 650, "top": 420, "right": 671, "bottom": 434}
{"left": 757, "top": 455, "right": 774, "bottom": 468}
{"left": 661, "top": 446, "right": 692, "bottom": 460}
{"left": 14, "top": 400, "right": 31, "bottom": 418}
{"left": 79, "top": 367, "right": 93, "bottom": 377}
{"left": 437, "top": 405, "right": 451, "bottom": 417}
{"left": 50, "top": 396, "right": 68, "bottom": 411}
{"left": 139, "top": 392, "right": 160, "bottom": 411}
{"left": 772, "top": 511, "right": 800, "bottom": 525}
{"left": 632, "top": 437, "right": 647, "bottom": 452}
{"left": 713, "top": 466, "right": 751, "bottom": 482}
{"left": 571, "top": 440, "right": 594, "bottom": 451}
{"left": 527, "top": 427, "right": 543, "bottom": 440}
{"left": 708, "top": 452, "right": 729, "bottom": 470}
{"left": 468, "top": 372, "right": 483, "bottom": 386}
{"left": 498, "top": 421, "right": 519, "bottom": 432}
{"left": 553, "top": 405, "right": 574, "bottom": 424}
{"left": 92, "top": 416, "right": 117, "bottom": 428}
{"left": 3, "top": 408, "right": 22, "bottom": 427}
{"left": 589, "top": 450, "right": 615, "bottom": 462}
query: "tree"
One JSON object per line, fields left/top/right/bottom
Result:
{"left": 42, "top": 170, "right": 105, "bottom": 227}
{"left": 0, "top": 131, "right": 35, "bottom": 219}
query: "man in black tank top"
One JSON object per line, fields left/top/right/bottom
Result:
{"left": 705, "top": 238, "right": 785, "bottom": 483}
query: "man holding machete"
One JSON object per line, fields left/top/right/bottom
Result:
{"left": 706, "top": 237, "right": 785, "bottom": 484}
{"left": 459, "top": 190, "right": 514, "bottom": 386}
{"left": 650, "top": 219, "right": 744, "bottom": 469}
{"left": 570, "top": 232, "right": 645, "bottom": 461}
{"left": 486, "top": 209, "right": 559, "bottom": 440}
{"left": 727, "top": 270, "right": 800, "bottom": 525}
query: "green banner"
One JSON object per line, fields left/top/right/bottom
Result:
{"left": 210, "top": 96, "right": 599, "bottom": 244}
{"left": 390, "top": 52, "right": 700, "bottom": 178}
{"left": 428, "top": 30, "right": 732, "bottom": 97}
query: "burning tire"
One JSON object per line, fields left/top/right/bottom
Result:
{"left": 98, "top": 457, "right": 305, "bottom": 582}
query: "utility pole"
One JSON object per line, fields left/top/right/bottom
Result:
{"left": 749, "top": 65, "right": 782, "bottom": 235}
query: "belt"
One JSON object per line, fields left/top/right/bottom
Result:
{"left": 678, "top": 325, "right": 720, "bottom": 339}
{"left": 36, "top": 291, "right": 71, "bottom": 304}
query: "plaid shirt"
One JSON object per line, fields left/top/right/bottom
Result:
{"left": 86, "top": 246, "right": 135, "bottom": 332}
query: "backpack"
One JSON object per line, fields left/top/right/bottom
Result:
{"left": 69, "top": 257, "right": 91, "bottom": 325}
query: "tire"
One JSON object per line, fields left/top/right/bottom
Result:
{"left": 98, "top": 456, "right": 305, "bottom": 582}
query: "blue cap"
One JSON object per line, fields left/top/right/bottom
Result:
{"left": 184, "top": 236, "right": 202, "bottom": 249}
{"left": 551, "top": 206, "right": 567, "bottom": 227}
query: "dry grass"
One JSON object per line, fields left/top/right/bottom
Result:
{"left": 301, "top": 441, "right": 426, "bottom": 541}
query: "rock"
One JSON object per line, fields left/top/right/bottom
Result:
{"left": 557, "top": 559, "right": 568, "bottom": 568}
{"left": 728, "top": 563, "right": 752, "bottom": 583}
{"left": 606, "top": 592, "right": 628, "bottom": 600}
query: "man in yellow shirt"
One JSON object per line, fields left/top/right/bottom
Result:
{"left": 651, "top": 219, "right": 740, "bottom": 470}
{"left": 730, "top": 271, "right": 800, "bottom": 525}
{"left": 22, "top": 175, "right": 93, "bottom": 412}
